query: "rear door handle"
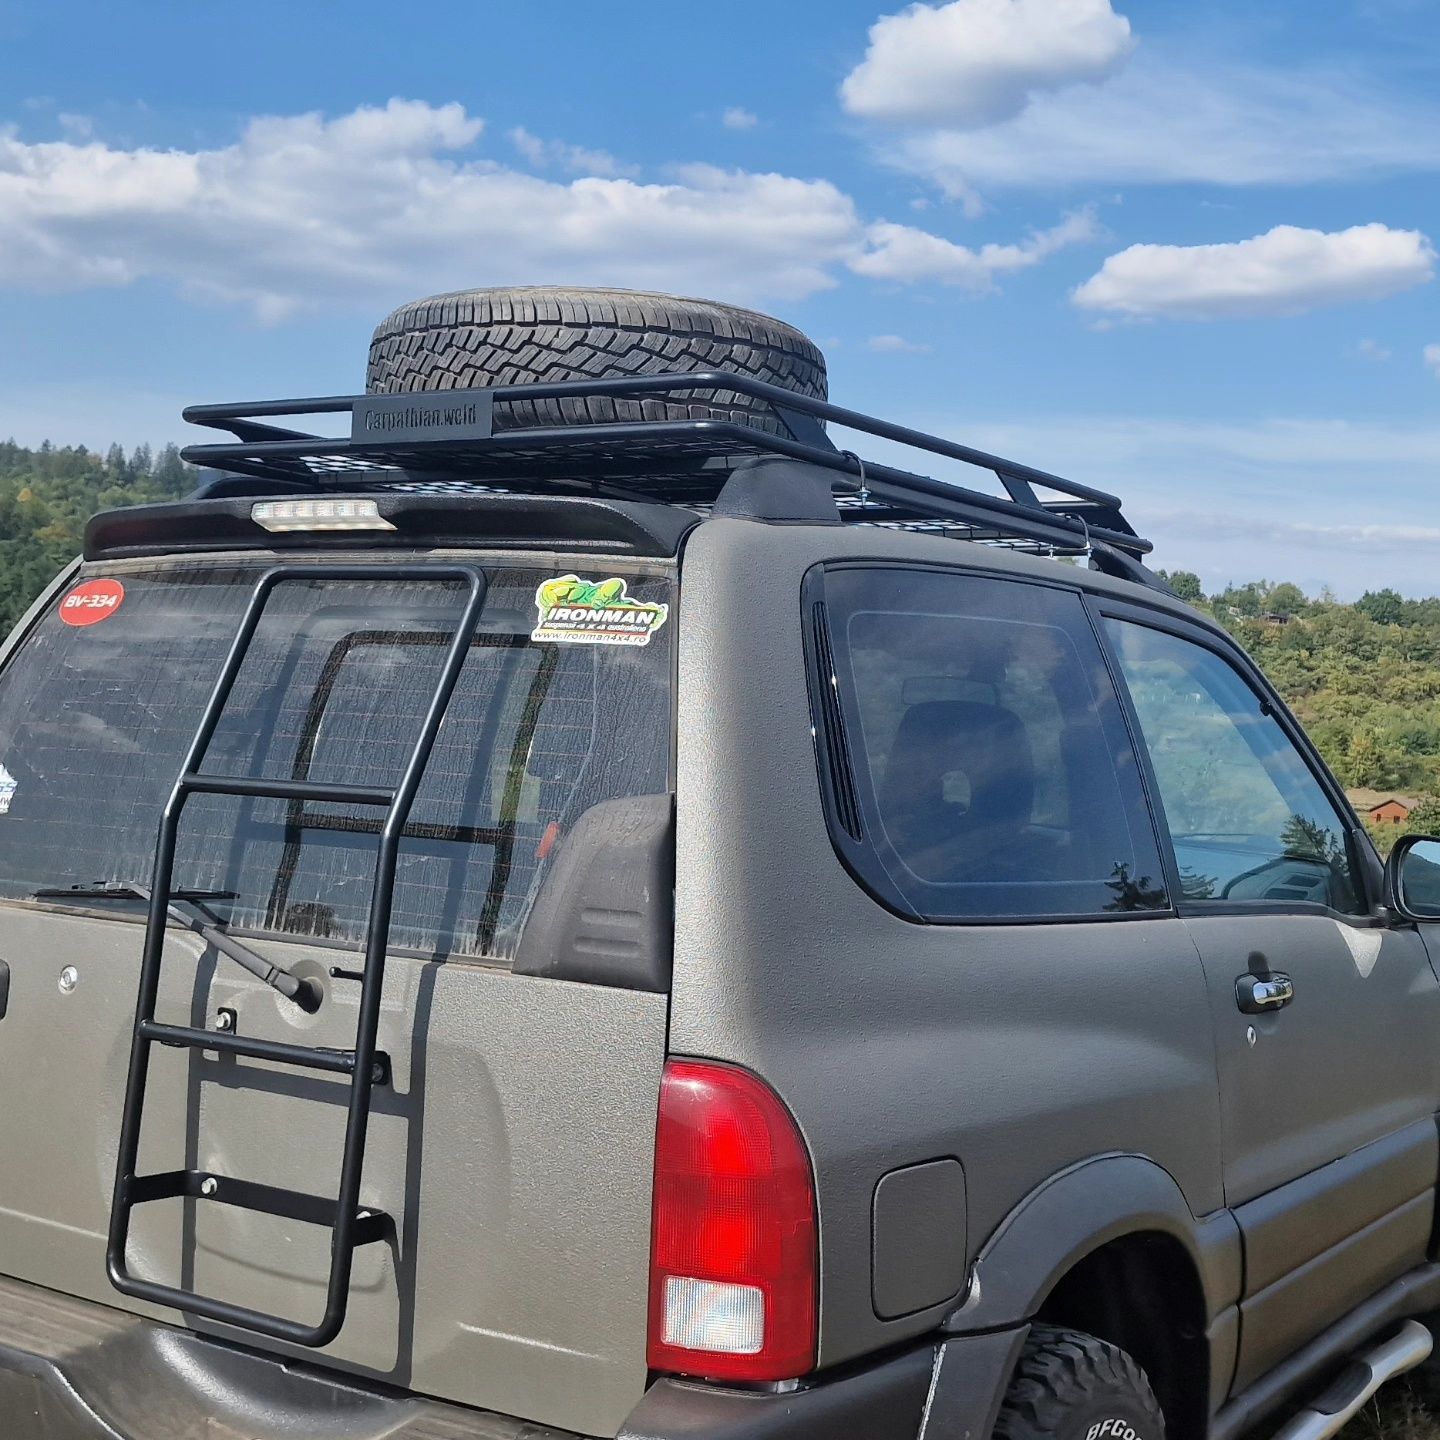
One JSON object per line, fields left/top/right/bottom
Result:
{"left": 1236, "top": 971, "right": 1294, "bottom": 1014}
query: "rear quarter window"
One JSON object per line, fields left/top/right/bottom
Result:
{"left": 0, "top": 558, "right": 673, "bottom": 960}
{"left": 810, "top": 565, "right": 1167, "bottom": 922}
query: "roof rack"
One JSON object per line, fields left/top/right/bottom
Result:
{"left": 180, "top": 369, "right": 1157, "bottom": 575}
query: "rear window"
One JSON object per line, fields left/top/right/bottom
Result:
{"left": 811, "top": 565, "right": 1167, "bottom": 921}
{"left": 0, "top": 558, "right": 672, "bottom": 960}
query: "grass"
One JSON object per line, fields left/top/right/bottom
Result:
{"left": 1338, "top": 1384, "right": 1440, "bottom": 1440}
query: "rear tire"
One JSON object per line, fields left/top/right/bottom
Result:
{"left": 366, "top": 286, "right": 828, "bottom": 436}
{"left": 994, "top": 1325, "right": 1166, "bottom": 1440}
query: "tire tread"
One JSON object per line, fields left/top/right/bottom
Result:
{"left": 994, "top": 1325, "right": 1165, "bottom": 1440}
{"left": 365, "top": 286, "right": 827, "bottom": 436}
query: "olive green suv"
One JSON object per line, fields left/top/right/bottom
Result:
{"left": 0, "top": 288, "right": 1438, "bottom": 1440}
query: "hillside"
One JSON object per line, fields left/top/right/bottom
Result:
{"left": 1156, "top": 571, "right": 1440, "bottom": 842}
{"left": 0, "top": 440, "right": 191, "bottom": 632}
{"left": 1, "top": 441, "right": 1435, "bottom": 842}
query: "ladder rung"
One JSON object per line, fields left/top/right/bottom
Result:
{"left": 126, "top": 1170, "right": 388, "bottom": 1245}
{"left": 182, "top": 774, "right": 394, "bottom": 806}
{"left": 139, "top": 1019, "right": 387, "bottom": 1081}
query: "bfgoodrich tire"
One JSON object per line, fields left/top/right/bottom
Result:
{"left": 365, "top": 286, "right": 828, "bottom": 436}
{"left": 994, "top": 1326, "right": 1166, "bottom": 1440}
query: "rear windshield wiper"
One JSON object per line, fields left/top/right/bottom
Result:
{"left": 35, "top": 885, "right": 237, "bottom": 907}
{"left": 32, "top": 883, "right": 320, "bottom": 1013}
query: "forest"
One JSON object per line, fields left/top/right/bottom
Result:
{"left": 1154, "top": 569, "right": 1440, "bottom": 844}
{"left": 0, "top": 440, "right": 1436, "bottom": 844}
{"left": 0, "top": 439, "right": 191, "bottom": 632}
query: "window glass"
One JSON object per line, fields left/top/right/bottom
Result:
{"left": 0, "top": 560, "right": 672, "bottom": 959}
{"left": 1400, "top": 841, "right": 1440, "bottom": 917}
{"left": 1105, "top": 619, "right": 1363, "bottom": 913}
{"left": 819, "top": 567, "right": 1166, "bottom": 920}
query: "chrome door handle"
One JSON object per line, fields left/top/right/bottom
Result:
{"left": 1236, "top": 972, "right": 1294, "bottom": 1014}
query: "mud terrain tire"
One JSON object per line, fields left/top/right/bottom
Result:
{"left": 366, "top": 286, "right": 828, "bottom": 436}
{"left": 994, "top": 1325, "right": 1166, "bottom": 1440}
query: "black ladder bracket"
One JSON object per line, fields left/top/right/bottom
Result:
{"left": 125, "top": 1171, "right": 391, "bottom": 1248}
{"left": 107, "top": 562, "right": 487, "bottom": 1348}
{"left": 140, "top": 1017, "right": 391, "bottom": 1085}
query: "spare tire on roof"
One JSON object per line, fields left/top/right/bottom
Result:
{"left": 365, "top": 286, "right": 827, "bottom": 437}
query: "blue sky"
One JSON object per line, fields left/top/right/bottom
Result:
{"left": 1, "top": 0, "right": 1437, "bottom": 596}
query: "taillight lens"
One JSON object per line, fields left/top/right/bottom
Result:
{"left": 647, "top": 1059, "right": 817, "bottom": 1382}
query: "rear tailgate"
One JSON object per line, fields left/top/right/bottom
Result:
{"left": 0, "top": 553, "right": 675, "bottom": 1436}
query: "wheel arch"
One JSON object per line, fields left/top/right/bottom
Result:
{"left": 1034, "top": 1233, "right": 1210, "bottom": 1440}
{"left": 949, "top": 1155, "right": 1241, "bottom": 1440}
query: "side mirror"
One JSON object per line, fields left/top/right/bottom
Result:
{"left": 1385, "top": 835, "right": 1440, "bottom": 923}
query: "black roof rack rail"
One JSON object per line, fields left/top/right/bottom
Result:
{"left": 179, "top": 368, "right": 1158, "bottom": 573}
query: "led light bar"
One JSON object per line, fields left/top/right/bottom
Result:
{"left": 251, "top": 498, "right": 396, "bottom": 533}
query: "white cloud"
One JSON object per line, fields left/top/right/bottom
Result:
{"left": 855, "top": 207, "right": 1097, "bottom": 289}
{"left": 0, "top": 98, "right": 1081, "bottom": 319}
{"left": 1425, "top": 343, "right": 1440, "bottom": 377}
{"left": 874, "top": 54, "right": 1440, "bottom": 208}
{"left": 867, "top": 333, "right": 932, "bottom": 352}
{"left": 1357, "top": 338, "right": 1392, "bottom": 362}
{"left": 841, "top": 0, "right": 1134, "bottom": 128}
{"left": 721, "top": 107, "right": 759, "bottom": 130}
{"left": 1072, "top": 223, "right": 1435, "bottom": 320}
{"left": 506, "top": 126, "right": 629, "bottom": 177}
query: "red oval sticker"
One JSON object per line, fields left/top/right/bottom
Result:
{"left": 59, "top": 578, "right": 126, "bottom": 628}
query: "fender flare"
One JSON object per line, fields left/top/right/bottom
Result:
{"left": 946, "top": 1153, "right": 1241, "bottom": 1333}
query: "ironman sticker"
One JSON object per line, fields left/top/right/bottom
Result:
{"left": 59, "top": 578, "right": 125, "bottom": 627}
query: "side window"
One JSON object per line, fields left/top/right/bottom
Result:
{"left": 1104, "top": 619, "right": 1364, "bottom": 915}
{"left": 814, "top": 566, "right": 1167, "bottom": 921}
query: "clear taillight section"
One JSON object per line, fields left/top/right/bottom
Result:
{"left": 647, "top": 1059, "right": 817, "bottom": 1382}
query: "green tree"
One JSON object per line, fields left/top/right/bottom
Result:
{"left": 1408, "top": 798, "right": 1440, "bottom": 837}
{"left": 0, "top": 439, "right": 194, "bottom": 634}
{"left": 1358, "top": 589, "right": 1406, "bottom": 626}
{"left": 1344, "top": 729, "right": 1388, "bottom": 788}
{"left": 1265, "top": 582, "right": 1307, "bottom": 617}
{"left": 1162, "top": 569, "right": 1204, "bottom": 602}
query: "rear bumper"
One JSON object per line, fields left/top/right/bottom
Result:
{"left": 0, "top": 1273, "right": 1022, "bottom": 1440}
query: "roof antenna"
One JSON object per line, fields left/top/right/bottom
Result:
{"left": 840, "top": 451, "right": 870, "bottom": 510}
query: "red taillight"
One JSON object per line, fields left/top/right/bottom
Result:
{"left": 647, "top": 1059, "right": 817, "bottom": 1383}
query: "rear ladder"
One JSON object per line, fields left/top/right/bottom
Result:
{"left": 106, "top": 563, "right": 487, "bottom": 1346}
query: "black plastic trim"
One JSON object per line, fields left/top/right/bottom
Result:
{"left": 621, "top": 1342, "right": 937, "bottom": 1440}
{"left": 714, "top": 459, "right": 843, "bottom": 525}
{"left": 945, "top": 1153, "right": 1242, "bottom": 1334}
{"left": 808, "top": 600, "right": 863, "bottom": 841}
{"left": 84, "top": 493, "right": 699, "bottom": 562}
{"left": 1211, "top": 1262, "right": 1440, "bottom": 1440}
{"left": 513, "top": 793, "right": 676, "bottom": 992}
